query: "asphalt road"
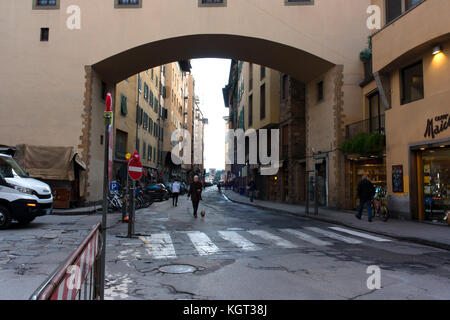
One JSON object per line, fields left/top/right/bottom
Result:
{"left": 104, "top": 187, "right": 450, "bottom": 300}
{"left": 1, "top": 187, "right": 449, "bottom": 300}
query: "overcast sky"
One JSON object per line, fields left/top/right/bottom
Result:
{"left": 190, "top": 59, "right": 231, "bottom": 171}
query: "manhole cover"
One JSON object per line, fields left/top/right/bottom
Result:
{"left": 159, "top": 264, "right": 197, "bottom": 274}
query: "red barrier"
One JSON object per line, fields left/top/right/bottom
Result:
{"left": 30, "top": 223, "right": 102, "bottom": 300}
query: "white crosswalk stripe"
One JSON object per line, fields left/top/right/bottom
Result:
{"left": 329, "top": 227, "right": 391, "bottom": 242}
{"left": 247, "top": 230, "right": 298, "bottom": 248}
{"left": 218, "top": 231, "right": 260, "bottom": 251}
{"left": 137, "top": 227, "right": 391, "bottom": 260}
{"left": 305, "top": 227, "right": 362, "bottom": 244}
{"left": 139, "top": 233, "right": 177, "bottom": 259}
{"left": 186, "top": 231, "right": 220, "bottom": 256}
{"left": 280, "top": 228, "right": 332, "bottom": 246}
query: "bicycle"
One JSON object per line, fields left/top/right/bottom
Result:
{"left": 108, "top": 190, "right": 123, "bottom": 212}
{"left": 371, "top": 187, "right": 390, "bottom": 222}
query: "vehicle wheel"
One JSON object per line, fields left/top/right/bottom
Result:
{"left": 0, "top": 206, "right": 12, "bottom": 230}
{"left": 16, "top": 216, "right": 35, "bottom": 226}
{"left": 381, "top": 206, "right": 390, "bottom": 222}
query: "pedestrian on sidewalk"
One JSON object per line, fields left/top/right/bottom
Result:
{"left": 355, "top": 175, "right": 376, "bottom": 222}
{"left": 247, "top": 177, "right": 256, "bottom": 202}
{"left": 172, "top": 179, "right": 181, "bottom": 206}
{"left": 188, "top": 175, "right": 203, "bottom": 218}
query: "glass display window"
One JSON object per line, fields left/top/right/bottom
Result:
{"left": 422, "top": 148, "right": 450, "bottom": 223}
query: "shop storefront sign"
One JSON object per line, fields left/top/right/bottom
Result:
{"left": 424, "top": 114, "right": 449, "bottom": 139}
{"left": 392, "top": 165, "right": 404, "bottom": 193}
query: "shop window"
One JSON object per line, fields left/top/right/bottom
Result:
{"left": 422, "top": 148, "right": 450, "bottom": 223}
{"left": 401, "top": 61, "right": 424, "bottom": 105}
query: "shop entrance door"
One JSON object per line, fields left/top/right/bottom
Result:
{"left": 420, "top": 148, "right": 450, "bottom": 223}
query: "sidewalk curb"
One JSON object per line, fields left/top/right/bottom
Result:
{"left": 222, "top": 193, "right": 450, "bottom": 251}
{"left": 52, "top": 206, "right": 102, "bottom": 216}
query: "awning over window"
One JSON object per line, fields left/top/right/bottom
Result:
{"left": 14, "top": 145, "right": 86, "bottom": 182}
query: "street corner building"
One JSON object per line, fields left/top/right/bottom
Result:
{"left": 365, "top": 0, "right": 450, "bottom": 223}
{"left": 223, "top": 0, "right": 450, "bottom": 224}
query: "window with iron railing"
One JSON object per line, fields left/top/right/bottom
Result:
{"left": 346, "top": 115, "right": 385, "bottom": 140}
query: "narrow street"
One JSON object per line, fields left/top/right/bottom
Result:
{"left": 1, "top": 187, "right": 449, "bottom": 300}
{"left": 103, "top": 188, "right": 450, "bottom": 300}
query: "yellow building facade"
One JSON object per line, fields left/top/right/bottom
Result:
{"left": 355, "top": 0, "right": 450, "bottom": 222}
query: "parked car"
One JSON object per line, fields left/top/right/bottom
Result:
{"left": 145, "top": 183, "right": 170, "bottom": 201}
{"left": 0, "top": 151, "right": 53, "bottom": 229}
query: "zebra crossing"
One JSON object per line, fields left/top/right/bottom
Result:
{"left": 138, "top": 226, "right": 391, "bottom": 260}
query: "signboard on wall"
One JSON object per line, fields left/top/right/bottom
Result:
{"left": 392, "top": 165, "right": 404, "bottom": 193}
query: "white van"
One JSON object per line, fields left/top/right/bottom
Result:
{"left": 0, "top": 152, "right": 53, "bottom": 229}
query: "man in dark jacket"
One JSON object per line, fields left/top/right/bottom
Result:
{"left": 188, "top": 175, "right": 203, "bottom": 218}
{"left": 356, "top": 175, "right": 376, "bottom": 222}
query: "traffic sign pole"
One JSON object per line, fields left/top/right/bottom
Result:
{"left": 100, "top": 93, "right": 113, "bottom": 300}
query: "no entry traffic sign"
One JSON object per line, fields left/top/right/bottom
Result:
{"left": 128, "top": 158, "right": 143, "bottom": 181}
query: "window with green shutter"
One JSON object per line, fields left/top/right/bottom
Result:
{"left": 144, "top": 83, "right": 149, "bottom": 101}
{"left": 143, "top": 141, "right": 146, "bottom": 159}
{"left": 143, "top": 112, "right": 148, "bottom": 130}
{"left": 120, "top": 95, "right": 128, "bottom": 116}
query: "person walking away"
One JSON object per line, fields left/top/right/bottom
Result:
{"left": 247, "top": 178, "right": 256, "bottom": 202}
{"left": 355, "top": 175, "right": 376, "bottom": 222}
{"left": 188, "top": 176, "right": 203, "bottom": 218}
{"left": 172, "top": 180, "right": 181, "bottom": 206}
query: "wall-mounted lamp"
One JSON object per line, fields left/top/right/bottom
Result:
{"left": 432, "top": 45, "right": 442, "bottom": 55}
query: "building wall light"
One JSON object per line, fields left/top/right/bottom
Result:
{"left": 432, "top": 45, "right": 442, "bottom": 55}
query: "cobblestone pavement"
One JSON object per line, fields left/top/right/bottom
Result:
{"left": 0, "top": 214, "right": 103, "bottom": 300}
